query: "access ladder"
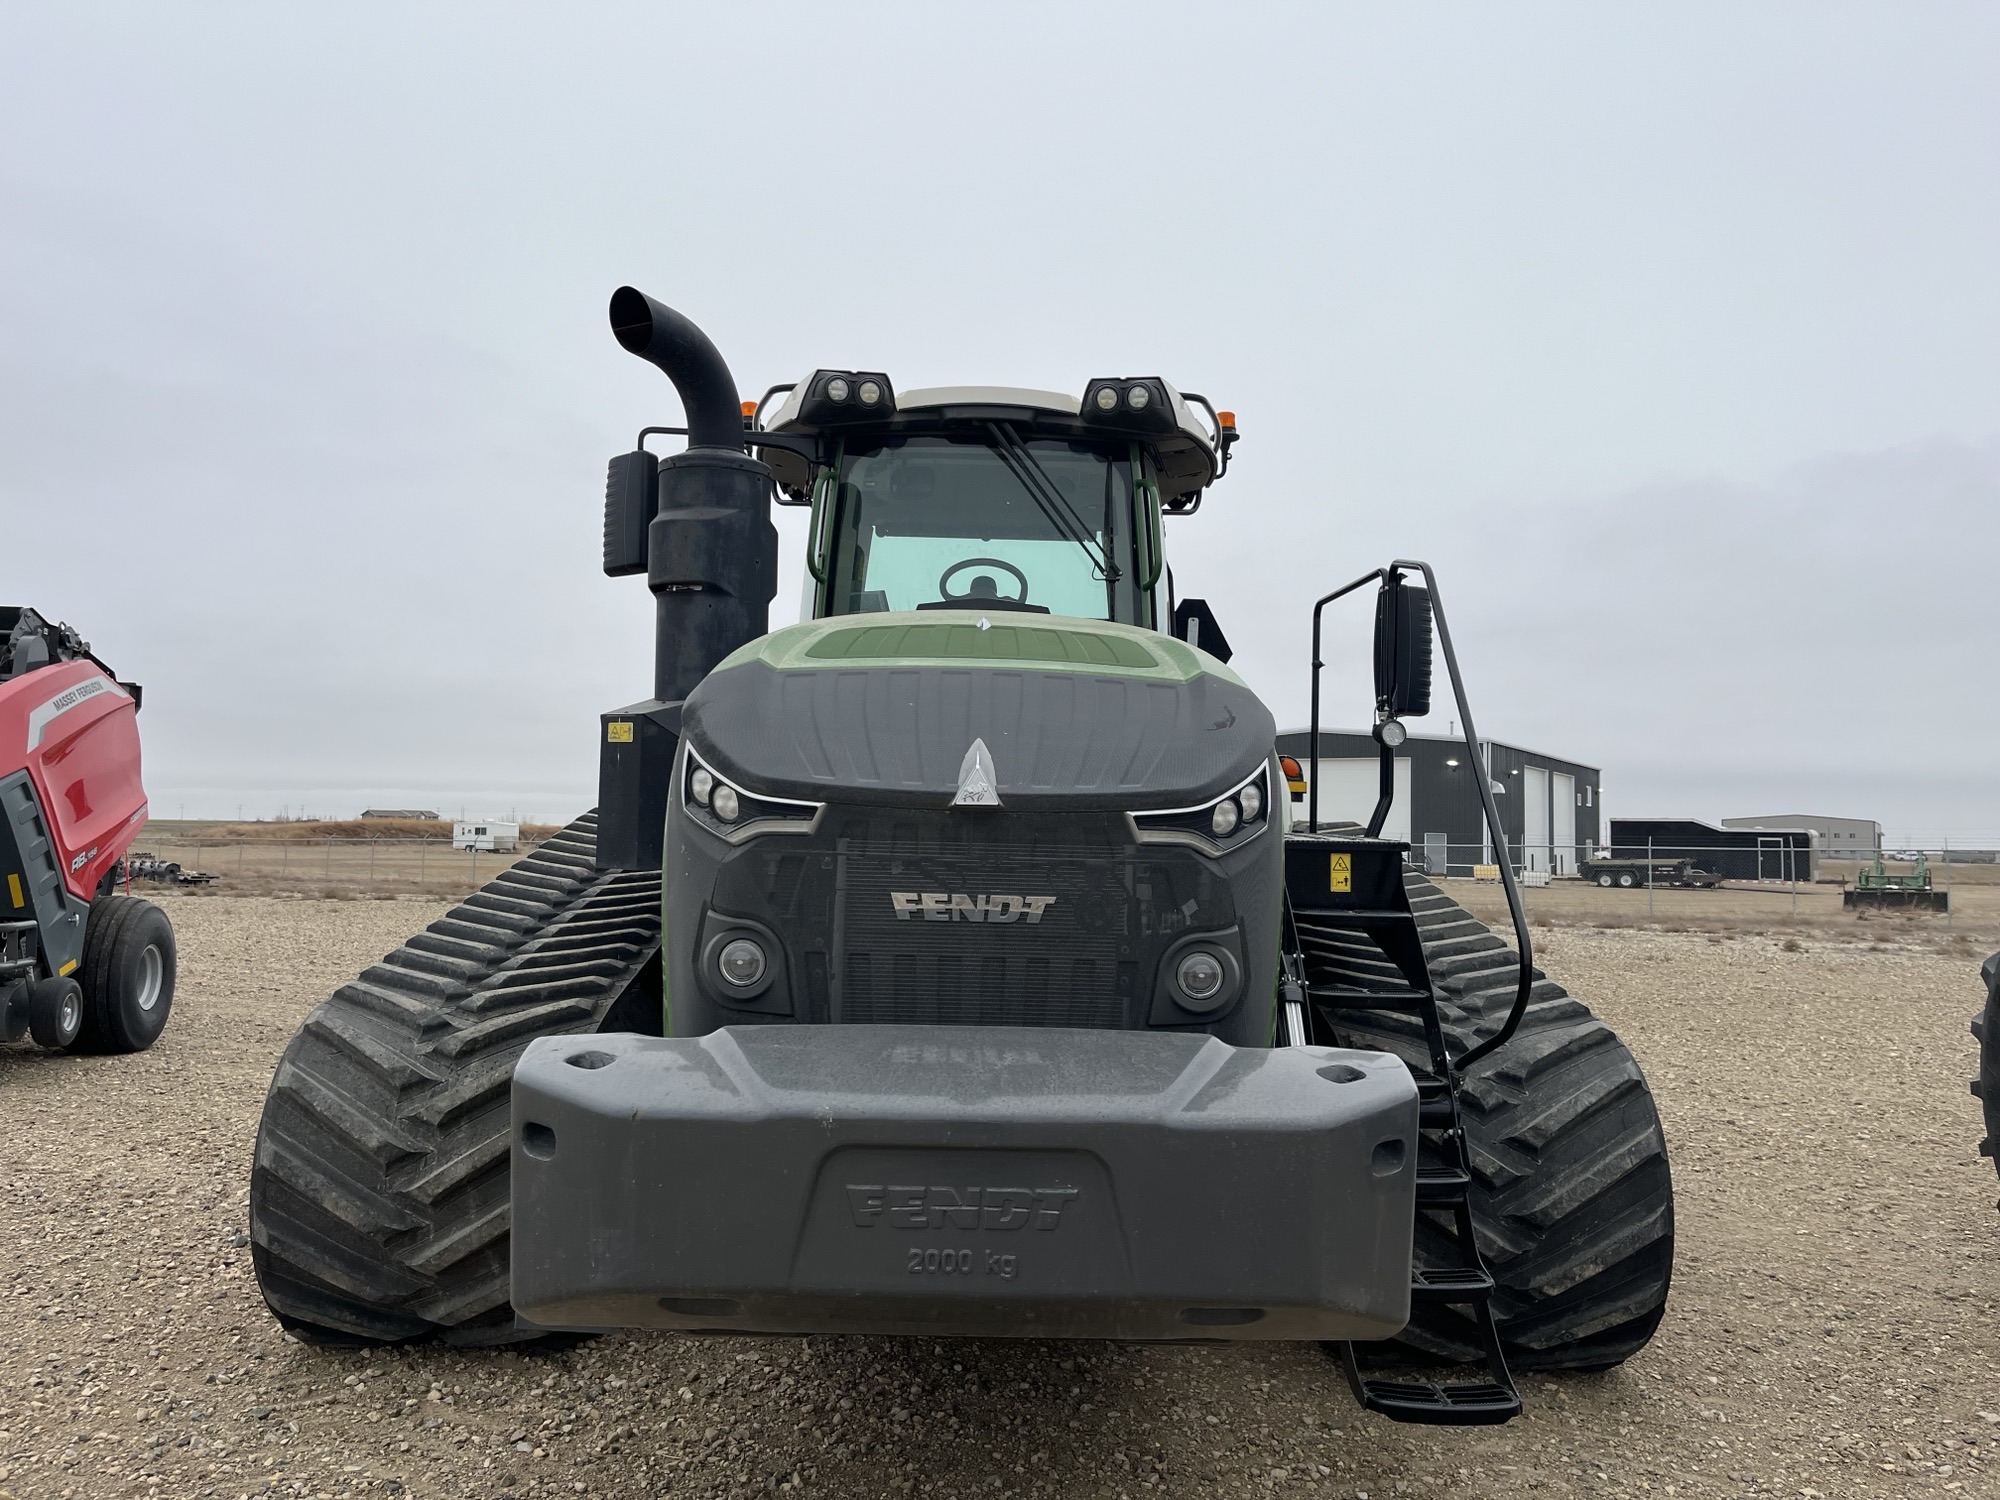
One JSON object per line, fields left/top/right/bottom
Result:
{"left": 1281, "top": 830, "right": 1521, "bottom": 1426}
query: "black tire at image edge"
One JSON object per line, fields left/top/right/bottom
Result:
{"left": 1974, "top": 954, "right": 2000, "bottom": 1211}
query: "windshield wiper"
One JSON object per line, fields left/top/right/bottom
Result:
{"left": 983, "top": 421, "right": 1120, "bottom": 581}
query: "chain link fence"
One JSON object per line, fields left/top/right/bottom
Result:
{"left": 121, "top": 834, "right": 546, "bottom": 899}
{"left": 1400, "top": 838, "right": 1997, "bottom": 929}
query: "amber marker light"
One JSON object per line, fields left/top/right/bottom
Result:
{"left": 1279, "top": 755, "right": 1307, "bottom": 797}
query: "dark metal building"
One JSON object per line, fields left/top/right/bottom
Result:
{"left": 1609, "top": 818, "right": 1814, "bottom": 881}
{"left": 1276, "top": 729, "right": 1602, "bottom": 878}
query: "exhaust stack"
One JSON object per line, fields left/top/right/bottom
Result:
{"left": 608, "top": 287, "right": 747, "bottom": 453}
{"left": 598, "top": 288, "right": 778, "bottom": 871}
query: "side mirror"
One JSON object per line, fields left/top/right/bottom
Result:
{"left": 1372, "top": 578, "right": 1432, "bottom": 717}
{"left": 602, "top": 451, "right": 659, "bottom": 577}
{"left": 1172, "top": 598, "right": 1233, "bottom": 663}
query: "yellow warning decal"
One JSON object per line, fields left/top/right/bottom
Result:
{"left": 59, "top": 958, "right": 78, "bottom": 976}
{"left": 606, "top": 720, "right": 634, "bottom": 744}
{"left": 5, "top": 873, "right": 21, "bottom": 909}
{"left": 1328, "top": 852, "right": 1352, "bottom": 894}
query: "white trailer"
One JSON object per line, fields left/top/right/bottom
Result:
{"left": 453, "top": 820, "right": 519, "bottom": 852}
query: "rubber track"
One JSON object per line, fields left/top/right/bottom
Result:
{"left": 249, "top": 812, "right": 661, "bottom": 1345}
{"left": 1298, "top": 866, "right": 1675, "bottom": 1371}
{"left": 1972, "top": 953, "right": 2000, "bottom": 1213}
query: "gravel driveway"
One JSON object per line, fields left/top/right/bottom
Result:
{"left": 2, "top": 897, "right": 1996, "bottom": 1499}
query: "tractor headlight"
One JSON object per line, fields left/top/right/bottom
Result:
{"left": 1151, "top": 931, "right": 1245, "bottom": 1020}
{"left": 1129, "top": 765, "right": 1270, "bottom": 855}
{"left": 682, "top": 746, "right": 823, "bottom": 845}
{"left": 1176, "top": 950, "right": 1225, "bottom": 1003}
{"left": 717, "top": 938, "right": 767, "bottom": 988}
{"left": 698, "top": 915, "right": 784, "bottom": 1006}
{"left": 825, "top": 376, "right": 851, "bottom": 403}
{"left": 1095, "top": 386, "right": 1119, "bottom": 411}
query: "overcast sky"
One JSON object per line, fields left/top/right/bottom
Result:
{"left": 4, "top": 4, "right": 1996, "bottom": 841}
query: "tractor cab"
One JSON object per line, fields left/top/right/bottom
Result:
{"left": 755, "top": 377, "right": 1236, "bottom": 630}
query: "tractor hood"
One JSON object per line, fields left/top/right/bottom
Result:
{"left": 680, "top": 613, "right": 1275, "bottom": 812}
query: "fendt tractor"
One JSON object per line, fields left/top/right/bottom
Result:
{"left": 0, "top": 607, "right": 177, "bottom": 1055}
{"left": 250, "top": 289, "right": 1674, "bottom": 1424}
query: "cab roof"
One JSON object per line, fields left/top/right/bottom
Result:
{"left": 760, "top": 378, "right": 1223, "bottom": 508}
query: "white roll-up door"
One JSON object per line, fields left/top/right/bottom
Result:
{"left": 1521, "top": 766, "right": 1550, "bottom": 873}
{"left": 1551, "top": 772, "right": 1576, "bottom": 875}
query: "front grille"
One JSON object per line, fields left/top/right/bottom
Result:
{"left": 839, "top": 841, "right": 1132, "bottom": 1027}
{"left": 820, "top": 810, "right": 1226, "bottom": 1029}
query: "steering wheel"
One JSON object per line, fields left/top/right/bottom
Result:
{"left": 937, "top": 557, "right": 1030, "bottom": 606}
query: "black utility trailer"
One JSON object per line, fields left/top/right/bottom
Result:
{"left": 1580, "top": 857, "right": 1720, "bottom": 889}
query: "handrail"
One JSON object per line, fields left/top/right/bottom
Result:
{"left": 1390, "top": 559, "right": 1533, "bottom": 1069}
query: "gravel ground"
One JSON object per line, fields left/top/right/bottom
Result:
{"left": 3, "top": 896, "right": 1998, "bottom": 1500}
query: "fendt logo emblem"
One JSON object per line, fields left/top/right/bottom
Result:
{"left": 890, "top": 892, "right": 1056, "bottom": 923}
{"left": 845, "top": 1184, "right": 1079, "bottom": 1231}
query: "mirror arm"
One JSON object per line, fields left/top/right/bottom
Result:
{"left": 1306, "top": 568, "right": 1387, "bottom": 833}
{"left": 746, "top": 431, "right": 823, "bottom": 465}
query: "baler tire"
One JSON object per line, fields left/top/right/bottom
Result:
{"left": 1974, "top": 953, "right": 2000, "bottom": 1211}
{"left": 74, "top": 895, "right": 176, "bottom": 1053}
{"left": 1312, "top": 867, "right": 1675, "bottom": 1373}
{"left": 28, "top": 976, "right": 83, "bottom": 1049}
{"left": 248, "top": 811, "right": 661, "bottom": 1347}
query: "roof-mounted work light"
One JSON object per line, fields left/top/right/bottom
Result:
{"left": 1078, "top": 377, "right": 1179, "bottom": 436}
{"left": 795, "top": 369, "right": 897, "bottom": 425}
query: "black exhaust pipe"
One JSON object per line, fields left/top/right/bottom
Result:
{"left": 597, "top": 288, "right": 778, "bottom": 872}
{"left": 608, "top": 286, "right": 746, "bottom": 452}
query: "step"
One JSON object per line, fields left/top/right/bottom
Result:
{"left": 1410, "top": 1264, "right": 1494, "bottom": 1302}
{"left": 1415, "top": 1165, "right": 1471, "bottom": 1203}
{"left": 1308, "top": 985, "right": 1432, "bottom": 1013}
{"left": 1352, "top": 1377, "right": 1520, "bottom": 1426}
{"left": 1291, "top": 907, "right": 1414, "bottom": 926}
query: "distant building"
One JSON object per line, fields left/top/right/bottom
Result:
{"left": 1610, "top": 818, "right": 1814, "bottom": 881}
{"left": 360, "top": 809, "right": 441, "bottom": 821}
{"left": 1721, "top": 814, "right": 1880, "bottom": 863}
{"left": 1276, "top": 729, "right": 1601, "bottom": 878}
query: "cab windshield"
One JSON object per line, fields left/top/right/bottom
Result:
{"left": 818, "top": 433, "right": 1156, "bottom": 625}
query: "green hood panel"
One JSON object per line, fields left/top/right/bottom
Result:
{"left": 717, "top": 611, "right": 1242, "bottom": 686}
